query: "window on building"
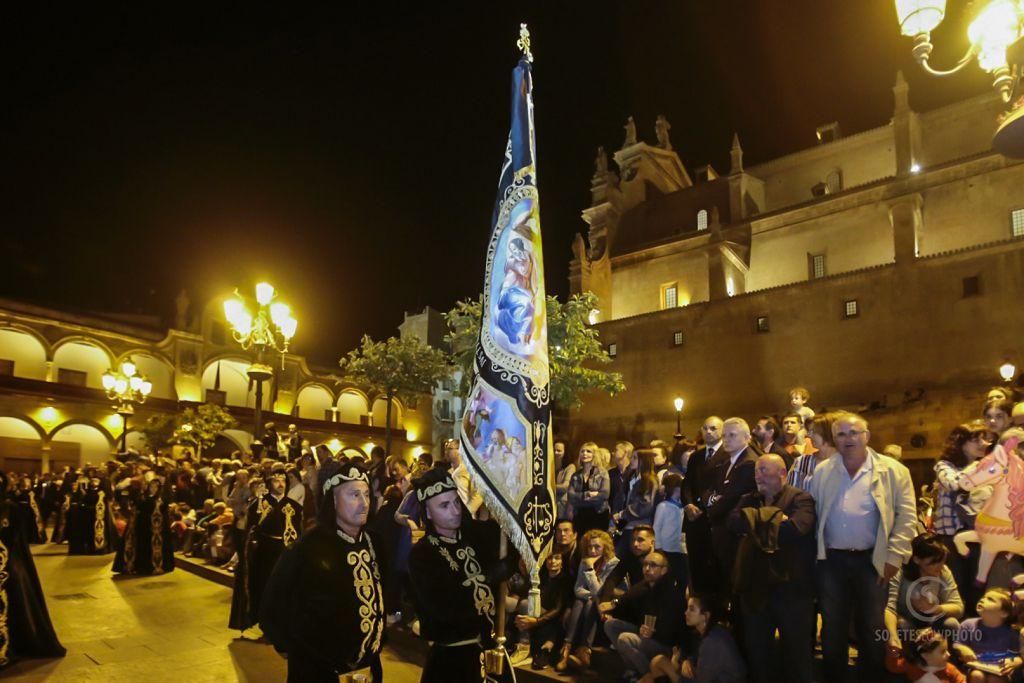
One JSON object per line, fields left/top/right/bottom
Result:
{"left": 205, "top": 389, "right": 226, "bottom": 406}
{"left": 322, "top": 408, "right": 334, "bottom": 421}
{"left": 438, "top": 399, "right": 452, "bottom": 421}
{"left": 825, "top": 169, "right": 843, "bottom": 194}
{"left": 359, "top": 414, "right": 371, "bottom": 426}
{"left": 1012, "top": 208, "right": 1024, "bottom": 237}
{"left": 843, "top": 300, "right": 859, "bottom": 318}
{"left": 661, "top": 283, "right": 678, "bottom": 310}
{"left": 697, "top": 209, "right": 708, "bottom": 231}
{"left": 756, "top": 316, "right": 770, "bottom": 333}
{"left": 962, "top": 275, "right": 981, "bottom": 298}
{"left": 0, "top": 359, "right": 13, "bottom": 376}
{"left": 608, "top": 343, "right": 618, "bottom": 358}
{"left": 57, "top": 368, "right": 87, "bottom": 386}
{"left": 673, "top": 331, "right": 684, "bottom": 346}
{"left": 809, "top": 253, "right": 826, "bottom": 279}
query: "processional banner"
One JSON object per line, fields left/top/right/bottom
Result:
{"left": 460, "top": 25, "right": 555, "bottom": 599}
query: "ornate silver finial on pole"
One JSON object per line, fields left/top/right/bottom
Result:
{"left": 517, "top": 23, "right": 534, "bottom": 63}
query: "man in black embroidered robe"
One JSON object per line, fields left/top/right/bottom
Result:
{"left": 229, "top": 468, "right": 301, "bottom": 633}
{"left": 260, "top": 459, "right": 386, "bottom": 683}
{"left": 408, "top": 468, "right": 505, "bottom": 683}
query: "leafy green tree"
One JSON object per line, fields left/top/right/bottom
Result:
{"left": 444, "top": 291, "right": 624, "bottom": 410}
{"left": 172, "top": 403, "right": 237, "bottom": 458}
{"left": 338, "top": 335, "right": 451, "bottom": 456}
{"left": 139, "top": 413, "right": 176, "bottom": 453}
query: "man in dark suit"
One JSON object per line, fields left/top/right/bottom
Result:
{"left": 702, "top": 417, "right": 758, "bottom": 598}
{"left": 683, "top": 416, "right": 724, "bottom": 595}
{"left": 727, "top": 453, "right": 816, "bottom": 683}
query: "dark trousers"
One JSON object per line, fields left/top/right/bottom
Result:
{"left": 422, "top": 643, "right": 483, "bottom": 682}
{"left": 817, "top": 550, "right": 887, "bottom": 683}
{"left": 662, "top": 551, "right": 689, "bottom": 597}
{"left": 742, "top": 585, "right": 815, "bottom": 683}
{"left": 685, "top": 519, "right": 719, "bottom": 596}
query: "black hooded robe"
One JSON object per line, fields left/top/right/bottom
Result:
{"left": 228, "top": 494, "right": 302, "bottom": 632}
{"left": 0, "top": 498, "right": 65, "bottom": 668}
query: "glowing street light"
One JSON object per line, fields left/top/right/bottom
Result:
{"left": 673, "top": 396, "right": 684, "bottom": 438}
{"left": 893, "top": 0, "right": 1024, "bottom": 157}
{"left": 223, "top": 282, "right": 297, "bottom": 442}
{"left": 1000, "top": 361, "right": 1017, "bottom": 382}
{"left": 102, "top": 358, "right": 153, "bottom": 451}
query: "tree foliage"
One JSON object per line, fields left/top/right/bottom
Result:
{"left": 444, "top": 291, "right": 625, "bottom": 410}
{"left": 171, "top": 403, "right": 237, "bottom": 456}
{"left": 337, "top": 335, "right": 452, "bottom": 454}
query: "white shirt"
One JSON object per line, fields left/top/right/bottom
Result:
{"left": 823, "top": 455, "right": 880, "bottom": 551}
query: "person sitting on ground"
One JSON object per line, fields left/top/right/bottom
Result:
{"left": 553, "top": 518, "right": 582, "bottom": 584}
{"left": 601, "top": 549, "right": 686, "bottom": 683}
{"left": 886, "top": 627, "right": 967, "bottom": 683}
{"left": 512, "top": 551, "right": 572, "bottom": 671}
{"left": 557, "top": 529, "right": 619, "bottom": 674}
{"left": 642, "top": 593, "right": 746, "bottom": 683}
{"left": 885, "top": 533, "right": 964, "bottom": 652}
{"left": 604, "top": 525, "right": 656, "bottom": 597}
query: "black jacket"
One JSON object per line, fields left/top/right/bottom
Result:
{"left": 611, "top": 575, "right": 686, "bottom": 648}
{"left": 702, "top": 447, "right": 758, "bottom": 529}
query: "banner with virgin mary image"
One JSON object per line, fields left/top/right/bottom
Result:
{"left": 460, "top": 28, "right": 556, "bottom": 595}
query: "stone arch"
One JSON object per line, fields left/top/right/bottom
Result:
{"left": 125, "top": 430, "right": 147, "bottom": 453}
{"left": 371, "top": 396, "right": 403, "bottom": 429}
{"left": 0, "top": 326, "right": 49, "bottom": 379}
{"left": 201, "top": 357, "right": 268, "bottom": 409}
{"left": 295, "top": 382, "right": 335, "bottom": 420}
{"left": 0, "top": 416, "right": 46, "bottom": 473}
{"left": 52, "top": 337, "right": 115, "bottom": 389}
{"left": 219, "top": 429, "right": 254, "bottom": 454}
{"left": 49, "top": 420, "right": 115, "bottom": 466}
{"left": 115, "top": 350, "right": 177, "bottom": 400}
{"left": 336, "top": 389, "right": 370, "bottom": 425}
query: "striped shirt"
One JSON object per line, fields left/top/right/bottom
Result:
{"left": 787, "top": 453, "right": 820, "bottom": 491}
{"left": 932, "top": 459, "right": 973, "bottom": 536}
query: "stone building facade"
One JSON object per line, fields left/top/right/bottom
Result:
{"left": 0, "top": 296, "right": 431, "bottom": 472}
{"left": 569, "top": 74, "right": 1024, "bottom": 480}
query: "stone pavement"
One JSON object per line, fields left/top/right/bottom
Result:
{"left": 3, "top": 547, "right": 424, "bottom": 682}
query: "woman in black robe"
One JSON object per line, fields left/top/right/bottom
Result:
{"left": 69, "top": 478, "right": 114, "bottom": 555}
{"left": 0, "top": 472, "right": 65, "bottom": 668}
{"left": 112, "top": 479, "right": 174, "bottom": 575}
{"left": 12, "top": 478, "right": 46, "bottom": 545}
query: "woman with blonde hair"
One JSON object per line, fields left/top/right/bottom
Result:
{"left": 567, "top": 442, "right": 611, "bottom": 535}
{"left": 557, "top": 529, "right": 618, "bottom": 673}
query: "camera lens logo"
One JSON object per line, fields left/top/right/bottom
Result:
{"left": 906, "top": 575, "right": 947, "bottom": 622}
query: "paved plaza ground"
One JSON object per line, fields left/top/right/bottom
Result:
{"left": 3, "top": 546, "right": 424, "bottom": 682}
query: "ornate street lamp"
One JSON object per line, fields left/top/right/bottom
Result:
{"left": 223, "top": 282, "right": 297, "bottom": 442}
{"left": 894, "top": 0, "right": 1024, "bottom": 157}
{"left": 102, "top": 358, "right": 153, "bottom": 452}
{"left": 673, "top": 396, "right": 684, "bottom": 439}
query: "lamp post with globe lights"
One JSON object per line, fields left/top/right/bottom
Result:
{"left": 223, "top": 282, "right": 297, "bottom": 443}
{"left": 893, "top": 0, "right": 1024, "bottom": 157}
{"left": 101, "top": 359, "right": 153, "bottom": 452}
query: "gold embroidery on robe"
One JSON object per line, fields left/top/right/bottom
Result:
{"left": 348, "top": 534, "right": 384, "bottom": 663}
{"left": 282, "top": 505, "right": 298, "bottom": 547}
{"left": 28, "top": 492, "right": 44, "bottom": 539}
{"left": 456, "top": 546, "right": 495, "bottom": 626}
{"left": 151, "top": 505, "right": 164, "bottom": 573}
{"left": 257, "top": 498, "right": 272, "bottom": 525}
{"left": 94, "top": 491, "right": 106, "bottom": 550}
{"left": 0, "top": 523, "right": 10, "bottom": 666}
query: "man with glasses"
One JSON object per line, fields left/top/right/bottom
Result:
{"left": 599, "top": 550, "right": 685, "bottom": 683}
{"left": 809, "top": 412, "right": 916, "bottom": 683}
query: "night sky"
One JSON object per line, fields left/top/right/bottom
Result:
{"left": 0, "top": 2, "right": 992, "bottom": 366}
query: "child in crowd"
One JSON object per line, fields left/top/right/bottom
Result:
{"left": 954, "top": 588, "right": 1023, "bottom": 682}
{"left": 653, "top": 472, "right": 687, "bottom": 594}
{"left": 886, "top": 628, "right": 966, "bottom": 682}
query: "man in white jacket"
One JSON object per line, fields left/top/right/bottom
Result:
{"left": 808, "top": 412, "right": 916, "bottom": 682}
